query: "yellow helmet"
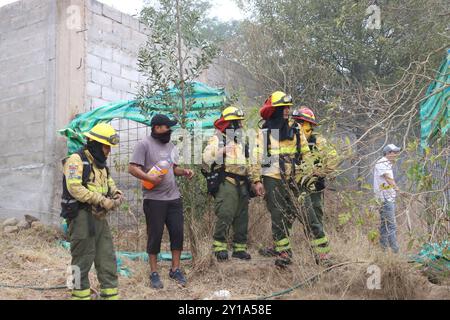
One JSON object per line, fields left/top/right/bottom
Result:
{"left": 222, "top": 106, "right": 245, "bottom": 121}
{"left": 84, "top": 123, "right": 120, "bottom": 147}
{"left": 270, "top": 91, "right": 293, "bottom": 107}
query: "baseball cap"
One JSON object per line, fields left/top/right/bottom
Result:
{"left": 151, "top": 114, "right": 178, "bottom": 127}
{"left": 383, "top": 144, "right": 401, "bottom": 154}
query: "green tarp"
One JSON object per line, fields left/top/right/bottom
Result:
{"left": 59, "top": 82, "right": 227, "bottom": 154}
{"left": 58, "top": 240, "right": 192, "bottom": 278}
{"left": 420, "top": 49, "right": 450, "bottom": 149}
{"left": 410, "top": 240, "right": 450, "bottom": 282}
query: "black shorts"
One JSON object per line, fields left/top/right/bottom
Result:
{"left": 143, "top": 198, "right": 184, "bottom": 255}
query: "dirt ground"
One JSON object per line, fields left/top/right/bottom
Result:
{"left": 0, "top": 220, "right": 448, "bottom": 300}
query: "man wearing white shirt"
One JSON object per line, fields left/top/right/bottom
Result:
{"left": 373, "top": 144, "right": 401, "bottom": 253}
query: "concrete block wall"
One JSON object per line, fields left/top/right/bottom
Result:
{"left": 0, "top": 0, "right": 264, "bottom": 223}
{"left": 84, "top": 0, "right": 148, "bottom": 110}
{"left": 198, "top": 56, "right": 264, "bottom": 105}
{"left": 0, "top": 0, "right": 57, "bottom": 222}
{"left": 84, "top": 0, "right": 263, "bottom": 110}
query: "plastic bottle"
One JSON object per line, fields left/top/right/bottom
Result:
{"left": 141, "top": 160, "right": 171, "bottom": 190}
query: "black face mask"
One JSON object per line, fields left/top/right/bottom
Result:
{"left": 224, "top": 120, "right": 244, "bottom": 144}
{"left": 86, "top": 140, "right": 107, "bottom": 169}
{"left": 264, "top": 107, "right": 292, "bottom": 140}
{"left": 230, "top": 120, "right": 242, "bottom": 130}
{"left": 225, "top": 129, "right": 244, "bottom": 145}
{"left": 152, "top": 130, "right": 172, "bottom": 144}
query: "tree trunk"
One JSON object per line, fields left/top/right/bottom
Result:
{"left": 175, "top": 0, "right": 186, "bottom": 128}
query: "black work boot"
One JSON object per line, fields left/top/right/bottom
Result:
{"left": 314, "top": 253, "right": 335, "bottom": 267}
{"left": 232, "top": 251, "right": 252, "bottom": 260}
{"left": 215, "top": 251, "right": 229, "bottom": 262}
{"left": 274, "top": 251, "right": 293, "bottom": 268}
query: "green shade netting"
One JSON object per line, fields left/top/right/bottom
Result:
{"left": 58, "top": 240, "right": 192, "bottom": 277}
{"left": 59, "top": 81, "right": 227, "bottom": 154}
{"left": 420, "top": 49, "right": 450, "bottom": 149}
{"left": 410, "top": 240, "right": 450, "bottom": 280}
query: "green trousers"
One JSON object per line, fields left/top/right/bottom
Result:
{"left": 263, "top": 176, "right": 330, "bottom": 254}
{"left": 68, "top": 208, "right": 118, "bottom": 291}
{"left": 213, "top": 180, "right": 249, "bottom": 252}
{"left": 263, "top": 177, "right": 297, "bottom": 244}
{"left": 300, "top": 188, "right": 325, "bottom": 239}
{"left": 299, "top": 186, "right": 330, "bottom": 254}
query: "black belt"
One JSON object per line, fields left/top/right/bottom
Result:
{"left": 225, "top": 172, "right": 247, "bottom": 183}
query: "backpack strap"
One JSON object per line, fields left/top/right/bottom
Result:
{"left": 308, "top": 134, "right": 322, "bottom": 166}
{"left": 261, "top": 128, "right": 272, "bottom": 167}
{"left": 76, "top": 149, "right": 92, "bottom": 188}
{"left": 217, "top": 132, "right": 250, "bottom": 187}
{"left": 308, "top": 134, "right": 317, "bottom": 151}
{"left": 294, "top": 126, "right": 302, "bottom": 165}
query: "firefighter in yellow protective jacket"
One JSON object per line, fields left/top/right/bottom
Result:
{"left": 203, "top": 106, "right": 256, "bottom": 261}
{"left": 251, "top": 91, "right": 310, "bottom": 267}
{"left": 62, "top": 123, "right": 124, "bottom": 300}
{"left": 292, "top": 107, "right": 338, "bottom": 265}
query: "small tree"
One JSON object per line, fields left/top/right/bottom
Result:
{"left": 137, "top": 0, "right": 220, "bottom": 264}
{"left": 137, "top": 0, "right": 219, "bottom": 128}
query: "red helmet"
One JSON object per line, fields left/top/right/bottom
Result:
{"left": 292, "top": 107, "right": 318, "bottom": 125}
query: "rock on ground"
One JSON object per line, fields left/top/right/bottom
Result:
{"left": 25, "top": 215, "right": 40, "bottom": 224}
{"left": 17, "top": 220, "right": 31, "bottom": 230}
{"left": 2, "top": 218, "right": 19, "bottom": 227}
{"left": 4, "top": 226, "right": 19, "bottom": 234}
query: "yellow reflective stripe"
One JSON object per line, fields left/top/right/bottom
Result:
{"left": 275, "top": 238, "right": 291, "bottom": 252}
{"left": 87, "top": 185, "right": 108, "bottom": 193}
{"left": 213, "top": 241, "right": 227, "bottom": 251}
{"left": 314, "top": 246, "right": 331, "bottom": 254}
{"left": 233, "top": 243, "right": 247, "bottom": 252}
{"left": 275, "top": 238, "right": 290, "bottom": 247}
{"left": 225, "top": 159, "right": 248, "bottom": 165}
{"left": 100, "top": 288, "right": 119, "bottom": 299}
{"left": 311, "top": 236, "right": 329, "bottom": 247}
{"left": 255, "top": 147, "right": 298, "bottom": 155}
{"left": 279, "top": 146, "right": 298, "bottom": 154}
{"left": 301, "top": 145, "right": 310, "bottom": 154}
{"left": 275, "top": 244, "right": 291, "bottom": 252}
{"left": 67, "top": 178, "right": 82, "bottom": 184}
{"left": 72, "top": 289, "right": 91, "bottom": 299}
{"left": 101, "top": 288, "right": 118, "bottom": 295}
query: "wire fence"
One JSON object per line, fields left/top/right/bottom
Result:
{"left": 428, "top": 138, "right": 449, "bottom": 209}
{"left": 107, "top": 119, "right": 150, "bottom": 249}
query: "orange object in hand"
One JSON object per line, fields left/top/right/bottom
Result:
{"left": 141, "top": 160, "right": 171, "bottom": 190}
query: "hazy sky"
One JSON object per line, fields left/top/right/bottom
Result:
{"left": 0, "top": 0, "right": 245, "bottom": 21}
